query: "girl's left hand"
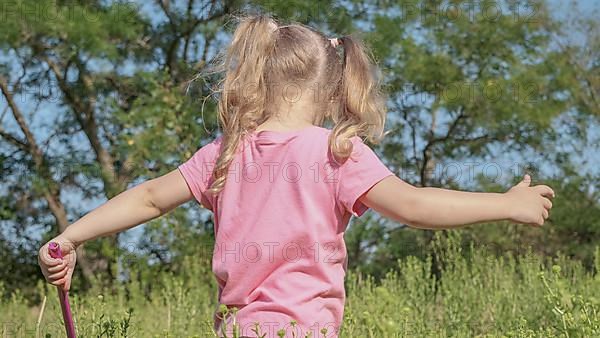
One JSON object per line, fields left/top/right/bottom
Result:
{"left": 504, "top": 174, "right": 555, "bottom": 226}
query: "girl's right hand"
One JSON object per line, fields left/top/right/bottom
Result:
{"left": 38, "top": 237, "right": 77, "bottom": 291}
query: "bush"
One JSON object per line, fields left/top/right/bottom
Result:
{"left": 1, "top": 234, "right": 598, "bottom": 337}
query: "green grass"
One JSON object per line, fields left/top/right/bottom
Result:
{"left": 2, "top": 233, "right": 598, "bottom": 337}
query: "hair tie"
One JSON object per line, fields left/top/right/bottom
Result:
{"left": 329, "top": 38, "right": 342, "bottom": 48}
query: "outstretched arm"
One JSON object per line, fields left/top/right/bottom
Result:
{"left": 361, "top": 174, "right": 554, "bottom": 229}
{"left": 38, "top": 168, "right": 194, "bottom": 290}
{"left": 58, "top": 169, "right": 193, "bottom": 245}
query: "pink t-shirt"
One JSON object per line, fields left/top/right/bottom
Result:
{"left": 178, "top": 125, "right": 394, "bottom": 338}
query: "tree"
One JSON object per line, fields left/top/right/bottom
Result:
{"left": 344, "top": 0, "right": 599, "bottom": 276}
{"left": 0, "top": 0, "right": 356, "bottom": 294}
{"left": 0, "top": 0, "right": 231, "bottom": 289}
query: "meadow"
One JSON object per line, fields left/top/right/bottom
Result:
{"left": 2, "top": 234, "right": 598, "bottom": 338}
{"left": 1, "top": 1, "right": 599, "bottom": 337}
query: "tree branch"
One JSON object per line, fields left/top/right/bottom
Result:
{"left": 39, "top": 54, "right": 123, "bottom": 197}
{"left": 0, "top": 76, "right": 44, "bottom": 165}
{"left": 420, "top": 109, "right": 467, "bottom": 185}
{"left": 0, "top": 125, "right": 28, "bottom": 152}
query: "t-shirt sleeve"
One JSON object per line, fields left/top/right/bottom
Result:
{"left": 177, "top": 136, "right": 222, "bottom": 211}
{"left": 337, "top": 137, "right": 395, "bottom": 217}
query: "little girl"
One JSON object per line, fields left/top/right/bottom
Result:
{"left": 38, "top": 15, "right": 554, "bottom": 338}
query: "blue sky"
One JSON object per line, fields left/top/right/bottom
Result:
{"left": 1, "top": 0, "right": 598, "bottom": 249}
{"left": 551, "top": 0, "right": 598, "bottom": 12}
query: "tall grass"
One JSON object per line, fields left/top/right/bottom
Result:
{"left": 2, "top": 233, "right": 598, "bottom": 337}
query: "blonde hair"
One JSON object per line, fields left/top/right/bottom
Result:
{"left": 205, "top": 15, "right": 387, "bottom": 196}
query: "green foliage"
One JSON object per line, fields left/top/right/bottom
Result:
{"left": 1, "top": 235, "right": 598, "bottom": 337}
{"left": 372, "top": 0, "right": 570, "bottom": 182}
{"left": 0, "top": 2, "right": 598, "bottom": 333}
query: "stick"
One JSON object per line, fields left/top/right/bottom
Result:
{"left": 35, "top": 295, "right": 47, "bottom": 338}
{"left": 48, "top": 242, "right": 77, "bottom": 338}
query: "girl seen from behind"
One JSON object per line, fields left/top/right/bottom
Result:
{"left": 38, "top": 15, "right": 554, "bottom": 338}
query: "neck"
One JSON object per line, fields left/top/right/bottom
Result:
{"left": 259, "top": 94, "right": 319, "bottom": 131}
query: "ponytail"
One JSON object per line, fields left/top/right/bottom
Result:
{"left": 329, "top": 35, "right": 386, "bottom": 160}
{"left": 207, "top": 15, "right": 277, "bottom": 196}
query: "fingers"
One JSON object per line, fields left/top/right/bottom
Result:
{"left": 39, "top": 249, "right": 63, "bottom": 267}
{"left": 527, "top": 218, "right": 543, "bottom": 227}
{"left": 517, "top": 174, "right": 532, "bottom": 187}
{"left": 64, "top": 270, "right": 73, "bottom": 291}
{"left": 538, "top": 216, "right": 545, "bottom": 226}
{"left": 541, "top": 197, "right": 553, "bottom": 210}
{"left": 535, "top": 185, "right": 555, "bottom": 198}
{"left": 47, "top": 267, "right": 73, "bottom": 291}
{"left": 48, "top": 266, "right": 69, "bottom": 281}
{"left": 53, "top": 268, "right": 73, "bottom": 291}
{"left": 47, "top": 260, "right": 68, "bottom": 273}
{"left": 51, "top": 277, "right": 66, "bottom": 287}
{"left": 528, "top": 206, "right": 548, "bottom": 227}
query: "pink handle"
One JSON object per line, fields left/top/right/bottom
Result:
{"left": 48, "top": 242, "right": 64, "bottom": 259}
{"left": 48, "top": 242, "right": 77, "bottom": 338}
